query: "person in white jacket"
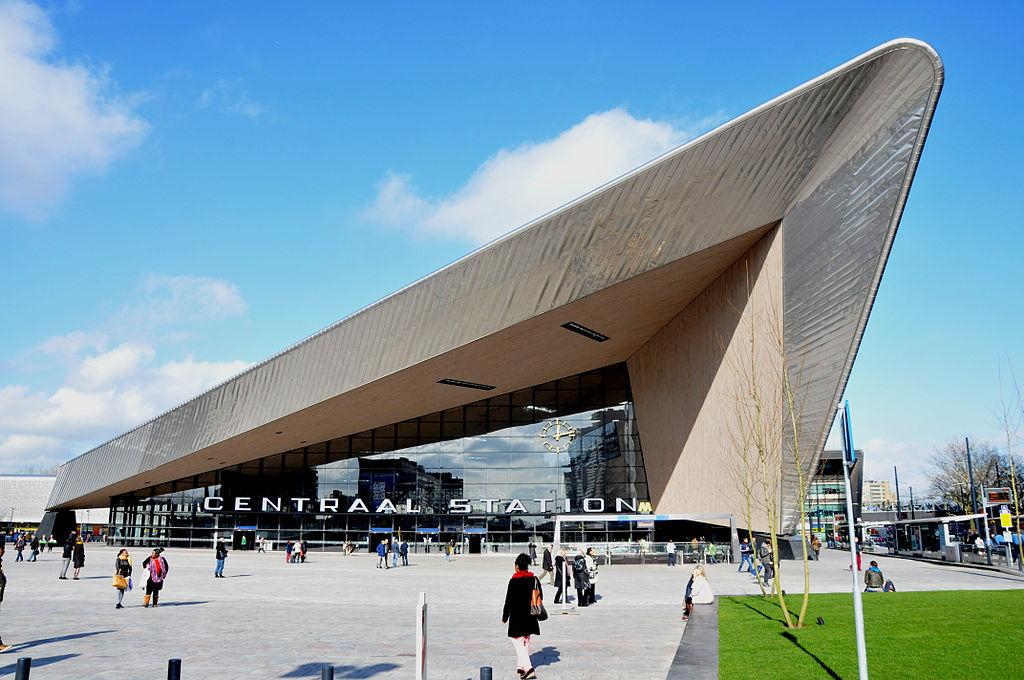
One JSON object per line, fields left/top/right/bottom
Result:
{"left": 682, "top": 565, "right": 714, "bottom": 620}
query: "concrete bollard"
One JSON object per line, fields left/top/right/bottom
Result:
{"left": 321, "top": 666, "right": 335, "bottom": 680}
{"left": 480, "top": 666, "right": 493, "bottom": 680}
{"left": 15, "top": 657, "right": 31, "bottom": 680}
{"left": 167, "top": 658, "right": 182, "bottom": 680}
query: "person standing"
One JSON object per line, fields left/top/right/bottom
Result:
{"left": 758, "top": 539, "right": 774, "bottom": 587}
{"left": 400, "top": 539, "right": 409, "bottom": 566}
{"left": 285, "top": 540, "right": 293, "bottom": 564}
{"left": 257, "top": 536, "right": 266, "bottom": 554}
{"left": 376, "top": 539, "right": 388, "bottom": 569}
{"left": 0, "top": 543, "right": 9, "bottom": 652}
{"left": 59, "top": 534, "right": 75, "bottom": 580}
{"left": 28, "top": 535, "right": 39, "bottom": 562}
{"left": 553, "top": 548, "right": 571, "bottom": 604}
{"left": 572, "top": 549, "right": 589, "bottom": 607}
{"left": 811, "top": 534, "right": 822, "bottom": 559}
{"left": 541, "top": 544, "right": 554, "bottom": 584}
{"left": 666, "top": 539, "right": 677, "bottom": 567}
{"left": 501, "top": 553, "right": 541, "bottom": 680}
{"left": 528, "top": 541, "right": 538, "bottom": 566}
{"left": 113, "top": 549, "right": 132, "bottom": 609}
{"left": 706, "top": 542, "right": 718, "bottom": 564}
{"left": 392, "top": 538, "right": 399, "bottom": 568}
{"left": 300, "top": 538, "right": 308, "bottom": 563}
{"left": 142, "top": 548, "right": 169, "bottom": 608}
{"left": 71, "top": 536, "right": 86, "bottom": 580}
{"left": 215, "top": 539, "right": 228, "bottom": 578}
{"left": 13, "top": 536, "right": 24, "bottom": 563}
{"left": 47, "top": 535, "right": 55, "bottom": 553}
{"left": 584, "top": 547, "right": 599, "bottom": 606}
{"left": 240, "top": 534, "right": 247, "bottom": 551}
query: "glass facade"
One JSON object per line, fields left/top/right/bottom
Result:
{"left": 110, "top": 363, "right": 651, "bottom": 550}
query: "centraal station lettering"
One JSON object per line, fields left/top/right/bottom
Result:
{"left": 201, "top": 496, "right": 653, "bottom": 515}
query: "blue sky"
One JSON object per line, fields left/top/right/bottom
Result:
{"left": 1, "top": 1, "right": 1021, "bottom": 494}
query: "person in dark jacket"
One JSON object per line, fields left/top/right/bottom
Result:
{"left": 528, "top": 541, "right": 538, "bottom": 566}
{"left": 501, "top": 553, "right": 541, "bottom": 680}
{"left": 541, "top": 545, "right": 554, "bottom": 584}
{"left": 553, "top": 548, "right": 571, "bottom": 604}
{"left": 114, "top": 549, "right": 132, "bottom": 609}
{"left": 59, "top": 534, "right": 75, "bottom": 579}
{"left": 215, "top": 539, "right": 228, "bottom": 578}
{"left": 28, "top": 535, "right": 39, "bottom": 562}
{"left": 400, "top": 539, "right": 409, "bottom": 566}
{"left": 71, "top": 537, "right": 86, "bottom": 579}
{"left": 572, "top": 549, "right": 590, "bottom": 607}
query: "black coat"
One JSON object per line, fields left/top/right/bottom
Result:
{"left": 554, "top": 555, "right": 571, "bottom": 587}
{"left": 542, "top": 548, "right": 553, "bottom": 571}
{"left": 216, "top": 544, "right": 229, "bottom": 560}
{"left": 572, "top": 555, "right": 590, "bottom": 589}
{"left": 72, "top": 543, "right": 85, "bottom": 568}
{"left": 115, "top": 557, "right": 132, "bottom": 577}
{"left": 62, "top": 542, "right": 73, "bottom": 559}
{"left": 502, "top": 575, "right": 541, "bottom": 638}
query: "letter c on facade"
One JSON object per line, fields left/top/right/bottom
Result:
{"left": 203, "top": 496, "right": 225, "bottom": 511}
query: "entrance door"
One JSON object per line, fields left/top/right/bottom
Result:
{"left": 469, "top": 535, "right": 482, "bottom": 554}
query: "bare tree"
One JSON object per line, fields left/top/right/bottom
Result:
{"left": 1001, "top": 360, "right": 1024, "bottom": 567}
{"left": 927, "top": 439, "right": 1023, "bottom": 519}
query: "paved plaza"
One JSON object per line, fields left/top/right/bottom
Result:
{"left": 1, "top": 546, "right": 1022, "bottom": 679}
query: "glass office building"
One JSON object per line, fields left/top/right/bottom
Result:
{"left": 109, "top": 363, "right": 652, "bottom": 550}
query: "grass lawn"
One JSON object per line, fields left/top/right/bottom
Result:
{"left": 719, "top": 589, "right": 1024, "bottom": 679}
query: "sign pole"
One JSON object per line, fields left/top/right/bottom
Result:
{"left": 840, "top": 401, "right": 869, "bottom": 680}
{"left": 416, "top": 592, "right": 427, "bottom": 680}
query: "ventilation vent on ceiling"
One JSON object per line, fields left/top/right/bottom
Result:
{"left": 437, "top": 378, "right": 496, "bottom": 391}
{"left": 561, "top": 321, "right": 609, "bottom": 342}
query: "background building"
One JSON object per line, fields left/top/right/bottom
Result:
{"left": 1, "top": 475, "right": 108, "bottom": 538}
{"left": 806, "top": 450, "right": 864, "bottom": 539}
{"left": 864, "top": 479, "right": 898, "bottom": 510}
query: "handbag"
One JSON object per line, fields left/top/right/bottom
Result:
{"left": 530, "top": 577, "right": 548, "bottom": 621}
{"left": 112, "top": 573, "right": 128, "bottom": 590}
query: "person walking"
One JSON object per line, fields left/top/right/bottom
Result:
{"left": 811, "top": 534, "right": 822, "bottom": 559}
{"left": 541, "top": 544, "right": 554, "bottom": 584}
{"left": 706, "top": 542, "right": 718, "bottom": 564}
{"left": 376, "top": 539, "right": 388, "bottom": 569}
{"left": 285, "top": 540, "right": 293, "bottom": 564}
{"left": 59, "top": 534, "right": 75, "bottom": 579}
{"left": 572, "top": 549, "right": 590, "bottom": 607}
{"left": 215, "top": 539, "right": 228, "bottom": 578}
{"left": 13, "top": 536, "right": 24, "bottom": 563}
{"left": 501, "top": 553, "right": 542, "bottom": 679}
{"left": 528, "top": 541, "right": 538, "bottom": 566}
{"left": 46, "top": 535, "right": 55, "bottom": 553}
{"left": 300, "top": 538, "right": 308, "bottom": 563}
{"left": 392, "top": 538, "right": 399, "bottom": 568}
{"left": 0, "top": 543, "right": 9, "bottom": 652}
{"left": 738, "top": 538, "right": 755, "bottom": 574}
{"left": 400, "top": 539, "right": 409, "bottom": 566}
{"left": 758, "top": 539, "right": 774, "bottom": 587}
{"left": 666, "top": 539, "right": 677, "bottom": 566}
{"left": 257, "top": 535, "right": 266, "bottom": 554}
{"left": 113, "top": 549, "right": 132, "bottom": 609}
{"left": 142, "top": 548, "right": 169, "bottom": 608}
{"left": 553, "top": 548, "right": 571, "bottom": 604}
{"left": 28, "top": 535, "right": 39, "bottom": 562}
{"left": 71, "top": 536, "right": 86, "bottom": 580}
{"left": 584, "top": 547, "right": 599, "bottom": 606}
{"left": 240, "top": 534, "right": 247, "bottom": 551}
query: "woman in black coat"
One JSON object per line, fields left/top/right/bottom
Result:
{"left": 553, "top": 548, "right": 571, "bottom": 604}
{"left": 72, "top": 538, "right": 86, "bottom": 580}
{"left": 501, "top": 553, "right": 541, "bottom": 679}
{"left": 114, "top": 549, "right": 132, "bottom": 609}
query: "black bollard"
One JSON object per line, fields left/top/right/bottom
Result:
{"left": 15, "top": 657, "right": 31, "bottom": 680}
{"left": 167, "top": 658, "right": 182, "bottom": 680}
{"left": 480, "top": 666, "right": 493, "bottom": 680}
{"left": 321, "top": 666, "right": 334, "bottom": 680}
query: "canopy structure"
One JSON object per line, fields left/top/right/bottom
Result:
{"left": 49, "top": 40, "right": 942, "bottom": 534}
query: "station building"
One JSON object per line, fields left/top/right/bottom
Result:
{"left": 43, "top": 40, "right": 942, "bottom": 552}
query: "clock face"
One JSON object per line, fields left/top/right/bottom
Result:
{"left": 539, "top": 418, "right": 577, "bottom": 453}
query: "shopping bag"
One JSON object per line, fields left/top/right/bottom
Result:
{"left": 112, "top": 574, "right": 128, "bottom": 590}
{"left": 531, "top": 577, "right": 548, "bottom": 620}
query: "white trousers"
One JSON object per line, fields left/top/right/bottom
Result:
{"left": 511, "top": 635, "right": 532, "bottom": 670}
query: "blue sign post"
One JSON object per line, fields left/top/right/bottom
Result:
{"left": 839, "top": 400, "right": 868, "bottom": 680}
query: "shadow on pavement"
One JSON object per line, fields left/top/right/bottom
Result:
{"left": 7, "top": 630, "right": 114, "bottom": 652}
{"left": 155, "top": 601, "right": 210, "bottom": 608}
{"left": 280, "top": 662, "right": 401, "bottom": 678}
{"left": 532, "top": 646, "right": 561, "bottom": 668}
{"left": 0, "top": 654, "right": 80, "bottom": 676}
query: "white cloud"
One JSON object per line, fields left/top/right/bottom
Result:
{"left": 0, "top": 0, "right": 148, "bottom": 219}
{"left": 196, "top": 78, "right": 263, "bottom": 120}
{"left": 0, "top": 272, "right": 251, "bottom": 473}
{"left": 857, "top": 436, "right": 932, "bottom": 492}
{"left": 138, "top": 274, "right": 248, "bottom": 324}
{"left": 363, "top": 108, "right": 725, "bottom": 245}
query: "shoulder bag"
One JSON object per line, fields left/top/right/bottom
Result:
{"left": 530, "top": 577, "right": 548, "bottom": 621}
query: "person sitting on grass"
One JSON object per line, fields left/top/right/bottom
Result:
{"left": 864, "top": 560, "right": 885, "bottom": 592}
